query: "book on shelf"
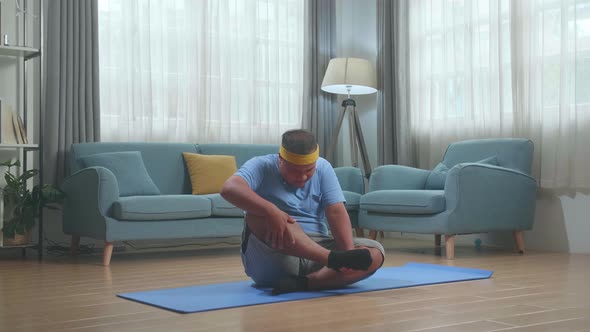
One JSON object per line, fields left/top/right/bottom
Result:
{"left": 0, "top": 104, "right": 28, "bottom": 145}
{"left": 12, "top": 111, "right": 27, "bottom": 144}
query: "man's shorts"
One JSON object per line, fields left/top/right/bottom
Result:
{"left": 240, "top": 225, "right": 385, "bottom": 287}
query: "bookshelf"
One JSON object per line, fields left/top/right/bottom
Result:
{"left": 0, "top": 143, "right": 38, "bottom": 149}
{"left": 0, "top": 0, "right": 43, "bottom": 257}
{"left": 0, "top": 45, "right": 39, "bottom": 59}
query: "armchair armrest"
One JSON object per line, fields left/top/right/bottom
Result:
{"left": 61, "top": 167, "right": 120, "bottom": 239}
{"left": 334, "top": 166, "right": 364, "bottom": 194}
{"left": 444, "top": 163, "right": 537, "bottom": 233}
{"left": 368, "top": 165, "right": 430, "bottom": 191}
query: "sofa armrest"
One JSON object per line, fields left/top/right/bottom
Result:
{"left": 444, "top": 163, "right": 537, "bottom": 233}
{"left": 368, "top": 165, "right": 430, "bottom": 191}
{"left": 61, "top": 167, "right": 120, "bottom": 239}
{"left": 334, "top": 166, "right": 364, "bottom": 194}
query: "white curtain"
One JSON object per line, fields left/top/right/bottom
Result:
{"left": 97, "top": 0, "right": 304, "bottom": 144}
{"left": 408, "top": 0, "right": 590, "bottom": 189}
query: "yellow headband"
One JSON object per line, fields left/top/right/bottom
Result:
{"left": 279, "top": 144, "right": 319, "bottom": 165}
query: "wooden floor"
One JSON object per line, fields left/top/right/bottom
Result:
{"left": 1, "top": 238, "right": 590, "bottom": 332}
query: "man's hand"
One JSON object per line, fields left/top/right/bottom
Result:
{"left": 221, "top": 175, "right": 297, "bottom": 250}
{"left": 265, "top": 207, "right": 296, "bottom": 250}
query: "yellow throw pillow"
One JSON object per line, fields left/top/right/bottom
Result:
{"left": 182, "top": 153, "right": 238, "bottom": 195}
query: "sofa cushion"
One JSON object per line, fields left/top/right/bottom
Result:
{"left": 343, "top": 191, "right": 361, "bottom": 211}
{"left": 112, "top": 195, "right": 211, "bottom": 221}
{"left": 360, "top": 190, "right": 446, "bottom": 215}
{"left": 183, "top": 153, "right": 237, "bottom": 195}
{"left": 79, "top": 151, "right": 161, "bottom": 197}
{"left": 201, "top": 194, "right": 244, "bottom": 217}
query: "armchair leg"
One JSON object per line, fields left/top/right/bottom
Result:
{"left": 103, "top": 242, "right": 114, "bottom": 266}
{"left": 445, "top": 234, "right": 455, "bottom": 260}
{"left": 513, "top": 231, "right": 525, "bottom": 254}
{"left": 70, "top": 235, "right": 80, "bottom": 256}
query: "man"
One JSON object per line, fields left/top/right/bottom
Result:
{"left": 221, "top": 129, "right": 384, "bottom": 295}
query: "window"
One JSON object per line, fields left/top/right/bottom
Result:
{"left": 98, "top": 0, "right": 304, "bottom": 143}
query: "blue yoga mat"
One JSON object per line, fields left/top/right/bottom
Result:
{"left": 117, "top": 262, "right": 492, "bottom": 313}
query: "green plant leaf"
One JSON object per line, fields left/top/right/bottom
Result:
{"left": 1, "top": 159, "right": 63, "bottom": 237}
{"left": 0, "top": 159, "right": 19, "bottom": 168}
{"left": 2, "top": 222, "right": 17, "bottom": 238}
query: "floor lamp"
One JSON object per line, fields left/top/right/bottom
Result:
{"left": 321, "top": 57, "right": 377, "bottom": 178}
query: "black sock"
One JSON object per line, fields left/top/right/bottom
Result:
{"left": 271, "top": 276, "right": 309, "bottom": 295}
{"left": 327, "top": 249, "right": 372, "bottom": 271}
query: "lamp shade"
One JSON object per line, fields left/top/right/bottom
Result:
{"left": 321, "top": 57, "right": 377, "bottom": 95}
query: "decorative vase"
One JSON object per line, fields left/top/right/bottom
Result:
{"left": 2, "top": 194, "right": 31, "bottom": 246}
{"left": 3, "top": 231, "right": 31, "bottom": 246}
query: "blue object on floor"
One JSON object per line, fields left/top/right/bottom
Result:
{"left": 117, "top": 262, "right": 493, "bottom": 313}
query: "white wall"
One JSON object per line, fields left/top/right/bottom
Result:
{"left": 526, "top": 190, "right": 590, "bottom": 253}
{"left": 335, "top": 0, "right": 590, "bottom": 254}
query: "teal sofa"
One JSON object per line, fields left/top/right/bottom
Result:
{"left": 61, "top": 142, "right": 364, "bottom": 265}
{"left": 358, "top": 138, "right": 537, "bottom": 259}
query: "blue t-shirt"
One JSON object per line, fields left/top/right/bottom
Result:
{"left": 235, "top": 154, "right": 345, "bottom": 236}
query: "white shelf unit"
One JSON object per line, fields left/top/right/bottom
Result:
{"left": 0, "top": 45, "right": 39, "bottom": 59}
{"left": 0, "top": 1, "right": 43, "bottom": 256}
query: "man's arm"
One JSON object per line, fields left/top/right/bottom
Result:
{"left": 325, "top": 202, "right": 355, "bottom": 251}
{"left": 221, "top": 175, "right": 296, "bottom": 249}
{"left": 220, "top": 175, "right": 275, "bottom": 217}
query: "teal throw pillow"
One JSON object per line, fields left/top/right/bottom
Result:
{"left": 425, "top": 163, "right": 449, "bottom": 190}
{"left": 79, "top": 151, "right": 161, "bottom": 197}
{"left": 476, "top": 156, "right": 499, "bottom": 166}
{"left": 425, "top": 156, "right": 498, "bottom": 190}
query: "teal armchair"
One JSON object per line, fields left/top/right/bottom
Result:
{"left": 358, "top": 138, "right": 537, "bottom": 259}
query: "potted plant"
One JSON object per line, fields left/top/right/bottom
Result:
{"left": 1, "top": 159, "right": 64, "bottom": 246}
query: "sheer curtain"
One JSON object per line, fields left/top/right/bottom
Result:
{"left": 511, "top": 0, "right": 590, "bottom": 188}
{"left": 97, "top": 0, "right": 304, "bottom": 144}
{"left": 408, "top": 0, "right": 590, "bottom": 188}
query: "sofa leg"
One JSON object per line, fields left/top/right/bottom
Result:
{"left": 445, "top": 234, "right": 455, "bottom": 260}
{"left": 355, "top": 228, "right": 365, "bottom": 238}
{"left": 71, "top": 235, "right": 80, "bottom": 256}
{"left": 513, "top": 231, "right": 525, "bottom": 254}
{"left": 103, "top": 242, "right": 114, "bottom": 266}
